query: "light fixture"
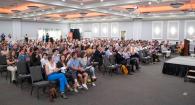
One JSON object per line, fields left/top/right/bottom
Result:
{"left": 170, "top": 27, "right": 177, "bottom": 35}
{"left": 148, "top": 1, "right": 152, "bottom": 5}
{"left": 170, "top": 2, "right": 184, "bottom": 8}
{"left": 154, "top": 27, "right": 160, "bottom": 35}
{"left": 188, "top": 26, "right": 194, "bottom": 36}
{"left": 61, "top": 0, "right": 66, "bottom": 2}
{"left": 60, "top": 14, "right": 66, "bottom": 17}
{"left": 80, "top": 2, "right": 84, "bottom": 5}
{"left": 100, "top": 0, "right": 104, "bottom": 2}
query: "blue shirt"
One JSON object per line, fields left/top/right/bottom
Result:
{"left": 67, "top": 58, "right": 81, "bottom": 71}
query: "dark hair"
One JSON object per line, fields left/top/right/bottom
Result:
{"left": 48, "top": 55, "right": 53, "bottom": 61}
{"left": 71, "top": 51, "right": 77, "bottom": 57}
{"left": 42, "top": 53, "right": 48, "bottom": 56}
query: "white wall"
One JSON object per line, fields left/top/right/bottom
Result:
{"left": 21, "top": 22, "right": 69, "bottom": 40}
{"left": 1, "top": 19, "right": 195, "bottom": 41}
{"left": 0, "top": 20, "right": 69, "bottom": 40}
{"left": 0, "top": 21, "right": 13, "bottom": 35}
{"left": 70, "top": 19, "right": 195, "bottom": 41}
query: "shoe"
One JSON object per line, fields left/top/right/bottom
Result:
{"left": 74, "top": 89, "right": 79, "bottom": 93}
{"left": 78, "top": 85, "right": 83, "bottom": 89}
{"left": 82, "top": 84, "right": 88, "bottom": 90}
{"left": 60, "top": 93, "right": 68, "bottom": 99}
{"left": 92, "top": 83, "right": 96, "bottom": 87}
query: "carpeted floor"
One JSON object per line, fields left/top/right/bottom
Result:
{"left": 0, "top": 60, "right": 195, "bottom": 105}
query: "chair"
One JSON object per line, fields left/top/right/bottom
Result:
{"left": 0, "top": 55, "right": 10, "bottom": 81}
{"left": 0, "top": 55, "right": 8, "bottom": 76}
{"left": 102, "top": 55, "right": 116, "bottom": 76}
{"left": 29, "top": 66, "right": 50, "bottom": 99}
{"left": 16, "top": 61, "right": 31, "bottom": 89}
{"left": 139, "top": 50, "right": 152, "bottom": 64}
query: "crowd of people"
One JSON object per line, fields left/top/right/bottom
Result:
{"left": 0, "top": 37, "right": 181, "bottom": 99}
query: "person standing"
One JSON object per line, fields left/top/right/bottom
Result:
{"left": 25, "top": 34, "right": 28, "bottom": 43}
{"left": 46, "top": 33, "right": 49, "bottom": 43}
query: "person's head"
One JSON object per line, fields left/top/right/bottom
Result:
{"left": 60, "top": 54, "right": 66, "bottom": 62}
{"left": 48, "top": 55, "right": 54, "bottom": 63}
{"left": 72, "top": 52, "right": 77, "bottom": 59}
{"left": 52, "top": 49, "right": 59, "bottom": 55}
{"left": 42, "top": 53, "right": 48, "bottom": 59}
{"left": 19, "top": 49, "right": 25, "bottom": 55}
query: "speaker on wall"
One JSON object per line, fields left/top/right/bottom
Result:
{"left": 70, "top": 29, "right": 80, "bottom": 40}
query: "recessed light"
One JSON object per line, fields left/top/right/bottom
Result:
{"left": 80, "top": 2, "right": 84, "bottom": 5}
{"left": 148, "top": 2, "right": 152, "bottom": 5}
{"left": 100, "top": 0, "right": 104, "bottom": 2}
{"left": 61, "top": 0, "right": 66, "bottom": 1}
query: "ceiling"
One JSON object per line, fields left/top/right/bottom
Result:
{"left": 0, "top": 0, "right": 195, "bottom": 23}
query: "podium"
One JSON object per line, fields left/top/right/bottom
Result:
{"left": 183, "top": 39, "right": 190, "bottom": 56}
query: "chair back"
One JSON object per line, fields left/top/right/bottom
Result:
{"left": 0, "top": 55, "right": 7, "bottom": 65}
{"left": 138, "top": 51, "right": 144, "bottom": 58}
{"left": 29, "top": 66, "right": 43, "bottom": 83}
{"left": 103, "top": 55, "right": 111, "bottom": 66}
{"left": 17, "top": 61, "right": 29, "bottom": 74}
{"left": 109, "top": 55, "right": 116, "bottom": 65}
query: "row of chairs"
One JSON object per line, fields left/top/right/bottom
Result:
{"left": 102, "top": 55, "right": 137, "bottom": 76}
{"left": 0, "top": 56, "right": 53, "bottom": 99}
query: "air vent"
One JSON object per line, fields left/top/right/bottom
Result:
{"left": 11, "top": 17, "right": 22, "bottom": 20}
{"left": 170, "top": 2, "right": 184, "bottom": 8}
{"left": 133, "top": 18, "right": 142, "bottom": 21}
{"left": 27, "top": 6, "right": 39, "bottom": 10}
{"left": 11, "top": 10, "right": 21, "bottom": 13}
{"left": 80, "top": 12, "right": 88, "bottom": 17}
{"left": 126, "top": 8, "right": 136, "bottom": 12}
{"left": 44, "top": 16, "right": 51, "bottom": 19}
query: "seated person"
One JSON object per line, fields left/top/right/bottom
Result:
{"left": 79, "top": 52, "right": 97, "bottom": 86}
{"left": 67, "top": 52, "right": 89, "bottom": 92}
{"left": 18, "top": 49, "right": 29, "bottom": 62}
{"left": 57, "top": 55, "right": 74, "bottom": 87}
{"left": 7, "top": 50, "right": 17, "bottom": 83}
{"left": 45, "top": 55, "right": 70, "bottom": 99}
{"left": 30, "top": 47, "right": 41, "bottom": 66}
{"left": 40, "top": 53, "right": 49, "bottom": 68}
{"left": 129, "top": 50, "right": 140, "bottom": 70}
{"left": 91, "top": 46, "right": 104, "bottom": 70}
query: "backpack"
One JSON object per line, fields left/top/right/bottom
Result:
{"left": 120, "top": 65, "right": 128, "bottom": 75}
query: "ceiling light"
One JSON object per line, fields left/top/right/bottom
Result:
{"left": 170, "top": 2, "right": 184, "bottom": 8}
{"left": 100, "top": 0, "right": 104, "bottom": 2}
{"left": 148, "top": 2, "right": 152, "bottom": 5}
{"left": 61, "top": 0, "right": 66, "bottom": 2}
{"left": 0, "top": 13, "right": 8, "bottom": 15}
{"left": 60, "top": 14, "right": 66, "bottom": 17}
{"left": 80, "top": 2, "right": 84, "bottom": 5}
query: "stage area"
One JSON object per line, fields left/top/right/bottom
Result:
{"left": 163, "top": 56, "right": 195, "bottom": 77}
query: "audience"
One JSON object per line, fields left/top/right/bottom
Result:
{"left": 0, "top": 36, "right": 178, "bottom": 99}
